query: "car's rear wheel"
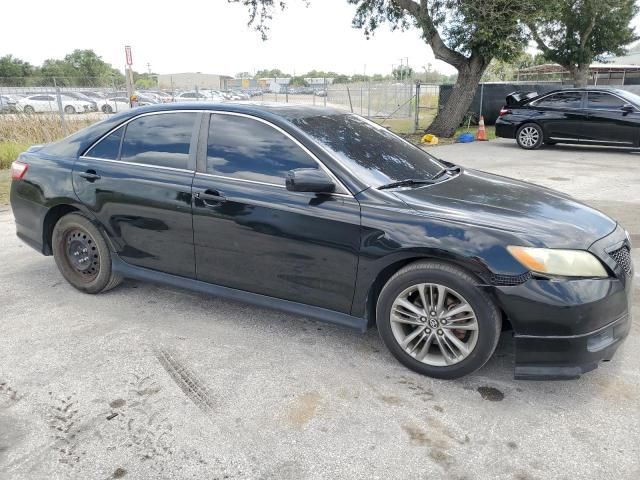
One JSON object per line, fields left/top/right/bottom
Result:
{"left": 52, "top": 213, "right": 122, "bottom": 294}
{"left": 102, "top": 104, "right": 113, "bottom": 114}
{"left": 23, "top": 105, "right": 35, "bottom": 114}
{"left": 516, "top": 123, "right": 543, "bottom": 149}
{"left": 377, "top": 261, "right": 501, "bottom": 379}
{"left": 64, "top": 105, "right": 76, "bottom": 114}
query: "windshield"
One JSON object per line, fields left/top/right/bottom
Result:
{"left": 615, "top": 89, "right": 640, "bottom": 106}
{"left": 292, "top": 113, "right": 445, "bottom": 188}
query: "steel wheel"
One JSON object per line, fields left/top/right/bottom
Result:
{"left": 518, "top": 126, "right": 539, "bottom": 148}
{"left": 389, "top": 283, "right": 479, "bottom": 367}
{"left": 64, "top": 228, "right": 100, "bottom": 282}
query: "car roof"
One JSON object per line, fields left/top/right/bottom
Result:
{"left": 126, "top": 102, "right": 344, "bottom": 120}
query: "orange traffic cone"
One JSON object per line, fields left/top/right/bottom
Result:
{"left": 477, "top": 115, "right": 487, "bottom": 141}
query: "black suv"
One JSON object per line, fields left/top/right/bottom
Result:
{"left": 496, "top": 88, "right": 640, "bottom": 149}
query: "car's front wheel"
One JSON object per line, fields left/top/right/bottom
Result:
{"left": 64, "top": 105, "right": 76, "bottom": 114}
{"left": 516, "top": 123, "right": 543, "bottom": 149}
{"left": 377, "top": 261, "right": 501, "bottom": 379}
{"left": 52, "top": 213, "right": 122, "bottom": 294}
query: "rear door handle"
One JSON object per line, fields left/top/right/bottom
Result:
{"left": 196, "top": 189, "right": 226, "bottom": 205}
{"left": 79, "top": 170, "right": 101, "bottom": 182}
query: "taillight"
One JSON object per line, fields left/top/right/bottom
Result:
{"left": 11, "top": 161, "right": 28, "bottom": 180}
{"left": 499, "top": 107, "right": 512, "bottom": 117}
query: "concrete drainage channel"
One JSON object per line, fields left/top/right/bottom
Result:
{"left": 1, "top": 139, "right": 639, "bottom": 479}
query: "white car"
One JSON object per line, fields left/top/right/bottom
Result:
{"left": 17, "top": 94, "right": 93, "bottom": 114}
{"left": 173, "top": 91, "right": 224, "bottom": 103}
{"left": 97, "top": 96, "right": 153, "bottom": 114}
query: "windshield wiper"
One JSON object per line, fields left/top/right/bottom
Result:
{"left": 430, "top": 165, "right": 461, "bottom": 181}
{"left": 377, "top": 178, "right": 437, "bottom": 190}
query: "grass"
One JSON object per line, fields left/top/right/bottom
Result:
{"left": 0, "top": 169, "right": 10, "bottom": 205}
{"left": 0, "top": 114, "right": 97, "bottom": 203}
{"left": 0, "top": 114, "right": 95, "bottom": 168}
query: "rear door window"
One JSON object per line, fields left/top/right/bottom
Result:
{"left": 85, "top": 126, "right": 124, "bottom": 160}
{"left": 534, "top": 92, "right": 583, "bottom": 109}
{"left": 119, "top": 112, "right": 197, "bottom": 169}
{"left": 587, "top": 92, "right": 626, "bottom": 110}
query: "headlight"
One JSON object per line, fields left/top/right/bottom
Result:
{"left": 507, "top": 246, "right": 608, "bottom": 278}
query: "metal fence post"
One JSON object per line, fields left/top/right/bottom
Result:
{"left": 360, "top": 86, "right": 363, "bottom": 115}
{"left": 346, "top": 86, "right": 354, "bottom": 112}
{"left": 323, "top": 78, "right": 327, "bottom": 107}
{"left": 367, "top": 82, "right": 371, "bottom": 118}
{"left": 414, "top": 82, "right": 421, "bottom": 132}
{"left": 53, "top": 78, "right": 67, "bottom": 136}
{"left": 479, "top": 82, "right": 484, "bottom": 119}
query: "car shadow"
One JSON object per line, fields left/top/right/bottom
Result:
{"left": 492, "top": 140, "right": 640, "bottom": 155}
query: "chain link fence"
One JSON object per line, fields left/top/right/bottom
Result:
{"left": 0, "top": 77, "right": 443, "bottom": 157}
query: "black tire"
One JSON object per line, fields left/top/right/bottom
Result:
{"left": 376, "top": 261, "right": 501, "bottom": 380}
{"left": 23, "top": 105, "right": 35, "bottom": 114}
{"left": 516, "top": 123, "right": 543, "bottom": 150}
{"left": 64, "top": 105, "right": 76, "bottom": 114}
{"left": 52, "top": 213, "right": 122, "bottom": 294}
{"left": 102, "top": 104, "right": 113, "bottom": 114}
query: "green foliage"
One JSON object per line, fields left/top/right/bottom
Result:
{"left": 333, "top": 74, "right": 351, "bottom": 84}
{"left": 0, "top": 55, "right": 35, "bottom": 85}
{"left": 40, "top": 49, "right": 125, "bottom": 86}
{"left": 347, "top": 0, "right": 539, "bottom": 64}
{"left": 483, "top": 52, "right": 548, "bottom": 81}
{"left": 392, "top": 65, "right": 413, "bottom": 80}
{"left": 1, "top": 49, "right": 125, "bottom": 87}
{"left": 255, "top": 68, "right": 290, "bottom": 78}
{"left": 529, "top": 0, "right": 638, "bottom": 82}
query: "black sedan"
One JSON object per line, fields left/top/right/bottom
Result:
{"left": 9, "top": 103, "right": 633, "bottom": 380}
{"left": 496, "top": 88, "right": 640, "bottom": 149}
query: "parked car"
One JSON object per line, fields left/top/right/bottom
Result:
{"left": 96, "top": 96, "right": 153, "bottom": 114}
{"left": 496, "top": 88, "right": 640, "bottom": 149}
{"left": 63, "top": 92, "right": 98, "bottom": 111}
{"left": 173, "top": 91, "right": 222, "bottom": 102}
{"left": 0, "top": 94, "right": 20, "bottom": 113}
{"left": 16, "top": 94, "right": 93, "bottom": 114}
{"left": 9, "top": 104, "right": 632, "bottom": 380}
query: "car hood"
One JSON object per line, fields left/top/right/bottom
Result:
{"left": 392, "top": 168, "right": 616, "bottom": 249}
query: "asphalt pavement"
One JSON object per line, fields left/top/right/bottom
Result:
{"left": 0, "top": 138, "right": 638, "bottom": 480}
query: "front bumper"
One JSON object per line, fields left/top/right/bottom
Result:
{"left": 513, "top": 312, "right": 630, "bottom": 380}
{"left": 489, "top": 224, "right": 633, "bottom": 379}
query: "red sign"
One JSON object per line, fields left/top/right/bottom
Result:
{"left": 125, "top": 46, "right": 132, "bottom": 66}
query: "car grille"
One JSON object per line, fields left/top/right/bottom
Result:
{"left": 609, "top": 245, "right": 632, "bottom": 275}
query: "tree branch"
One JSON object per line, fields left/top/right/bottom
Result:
{"left": 580, "top": 13, "right": 597, "bottom": 49}
{"left": 392, "top": 0, "right": 469, "bottom": 69}
{"left": 527, "top": 23, "right": 552, "bottom": 58}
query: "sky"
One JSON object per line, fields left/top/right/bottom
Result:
{"left": 1, "top": 0, "right": 457, "bottom": 77}
{"left": 2, "top": 1, "right": 639, "bottom": 78}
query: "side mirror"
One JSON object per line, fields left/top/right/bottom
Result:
{"left": 621, "top": 104, "right": 635, "bottom": 114}
{"left": 286, "top": 168, "right": 335, "bottom": 193}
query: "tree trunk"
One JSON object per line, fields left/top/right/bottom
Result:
{"left": 573, "top": 63, "right": 589, "bottom": 87}
{"left": 426, "top": 58, "right": 489, "bottom": 137}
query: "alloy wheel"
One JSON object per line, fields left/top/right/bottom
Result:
{"left": 518, "top": 126, "right": 539, "bottom": 148}
{"left": 389, "top": 283, "right": 479, "bottom": 366}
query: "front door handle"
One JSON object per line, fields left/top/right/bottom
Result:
{"left": 196, "top": 189, "right": 226, "bottom": 205}
{"left": 79, "top": 170, "right": 101, "bottom": 182}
